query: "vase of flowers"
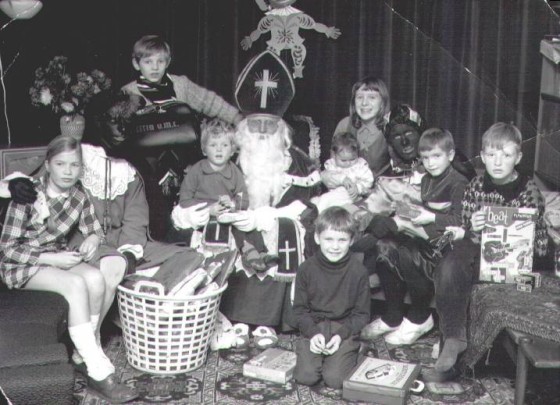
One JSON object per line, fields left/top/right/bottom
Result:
{"left": 29, "top": 55, "right": 112, "bottom": 139}
{"left": 59, "top": 113, "right": 86, "bottom": 139}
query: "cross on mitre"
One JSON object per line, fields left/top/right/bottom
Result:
{"left": 235, "top": 50, "right": 295, "bottom": 118}
{"left": 255, "top": 69, "right": 278, "bottom": 109}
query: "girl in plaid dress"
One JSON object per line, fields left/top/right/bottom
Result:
{"left": 0, "top": 135, "right": 137, "bottom": 403}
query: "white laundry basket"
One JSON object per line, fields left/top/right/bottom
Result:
{"left": 117, "top": 280, "right": 227, "bottom": 374}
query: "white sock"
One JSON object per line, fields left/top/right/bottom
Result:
{"left": 90, "top": 314, "right": 115, "bottom": 374}
{"left": 68, "top": 322, "right": 113, "bottom": 381}
{"left": 90, "top": 314, "right": 101, "bottom": 346}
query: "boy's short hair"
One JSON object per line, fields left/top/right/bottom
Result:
{"left": 315, "top": 207, "right": 358, "bottom": 239}
{"left": 200, "top": 119, "right": 236, "bottom": 149}
{"left": 331, "top": 132, "right": 359, "bottom": 157}
{"left": 418, "top": 128, "right": 455, "bottom": 153}
{"left": 481, "top": 122, "right": 522, "bottom": 151}
{"left": 132, "top": 35, "right": 171, "bottom": 61}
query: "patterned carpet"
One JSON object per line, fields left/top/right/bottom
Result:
{"left": 73, "top": 322, "right": 560, "bottom": 404}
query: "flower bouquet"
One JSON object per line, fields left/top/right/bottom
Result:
{"left": 30, "top": 56, "right": 112, "bottom": 137}
{"left": 30, "top": 55, "right": 112, "bottom": 115}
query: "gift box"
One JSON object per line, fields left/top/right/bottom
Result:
{"left": 343, "top": 357, "right": 422, "bottom": 405}
{"left": 243, "top": 348, "right": 297, "bottom": 384}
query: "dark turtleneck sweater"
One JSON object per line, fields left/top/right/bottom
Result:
{"left": 292, "top": 251, "right": 370, "bottom": 341}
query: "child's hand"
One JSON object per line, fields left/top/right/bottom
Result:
{"left": 344, "top": 179, "right": 359, "bottom": 200}
{"left": 79, "top": 235, "right": 99, "bottom": 262}
{"left": 309, "top": 333, "right": 326, "bottom": 354}
{"left": 471, "top": 210, "right": 486, "bottom": 232}
{"left": 323, "top": 335, "right": 342, "bottom": 355}
{"left": 40, "top": 251, "right": 83, "bottom": 269}
{"left": 321, "top": 171, "right": 340, "bottom": 189}
{"left": 445, "top": 226, "right": 465, "bottom": 241}
{"left": 209, "top": 202, "right": 228, "bottom": 217}
{"left": 411, "top": 207, "right": 436, "bottom": 225}
{"left": 218, "top": 195, "right": 234, "bottom": 210}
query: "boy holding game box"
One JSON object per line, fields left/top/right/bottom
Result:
{"left": 422, "top": 122, "right": 548, "bottom": 382}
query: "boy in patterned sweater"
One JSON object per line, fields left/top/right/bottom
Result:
{"left": 422, "top": 122, "right": 548, "bottom": 382}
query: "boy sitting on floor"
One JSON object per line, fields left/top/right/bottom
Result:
{"left": 292, "top": 207, "right": 370, "bottom": 389}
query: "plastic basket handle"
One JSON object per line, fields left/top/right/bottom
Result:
{"left": 133, "top": 280, "right": 165, "bottom": 296}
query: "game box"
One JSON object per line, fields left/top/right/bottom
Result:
{"left": 343, "top": 357, "right": 422, "bottom": 405}
{"left": 479, "top": 206, "right": 537, "bottom": 283}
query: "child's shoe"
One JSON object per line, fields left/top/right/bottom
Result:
{"left": 252, "top": 326, "right": 278, "bottom": 349}
{"left": 231, "top": 323, "right": 250, "bottom": 349}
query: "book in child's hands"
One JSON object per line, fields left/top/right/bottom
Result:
{"left": 243, "top": 348, "right": 297, "bottom": 384}
{"left": 479, "top": 206, "right": 537, "bottom": 283}
{"left": 343, "top": 357, "right": 421, "bottom": 404}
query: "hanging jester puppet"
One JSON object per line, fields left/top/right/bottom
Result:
{"left": 241, "top": 0, "right": 341, "bottom": 78}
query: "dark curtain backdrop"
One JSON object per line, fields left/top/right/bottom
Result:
{"left": 0, "top": 0, "right": 558, "bottom": 174}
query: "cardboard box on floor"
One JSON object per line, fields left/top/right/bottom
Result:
{"left": 243, "top": 348, "right": 297, "bottom": 384}
{"left": 343, "top": 357, "right": 422, "bottom": 405}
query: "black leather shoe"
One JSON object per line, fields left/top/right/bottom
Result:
{"left": 421, "top": 366, "right": 460, "bottom": 383}
{"left": 88, "top": 373, "right": 139, "bottom": 403}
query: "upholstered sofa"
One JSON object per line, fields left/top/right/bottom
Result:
{"left": 0, "top": 277, "right": 74, "bottom": 404}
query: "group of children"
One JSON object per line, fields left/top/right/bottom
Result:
{"left": 0, "top": 32, "right": 550, "bottom": 400}
{"left": 289, "top": 120, "right": 547, "bottom": 387}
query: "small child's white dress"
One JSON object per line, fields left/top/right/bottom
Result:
{"left": 289, "top": 157, "right": 374, "bottom": 213}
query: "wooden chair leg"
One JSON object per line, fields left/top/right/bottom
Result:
{"left": 514, "top": 337, "right": 531, "bottom": 405}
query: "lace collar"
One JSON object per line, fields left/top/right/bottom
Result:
{"left": 80, "top": 144, "right": 136, "bottom": 200}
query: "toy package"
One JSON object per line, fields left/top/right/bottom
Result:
{"left": 479, "top": 206, "right": 537, "bottom": 283}
{"left": 343, "top": 357, "right": 422, "bottom": 404}
{"left": 243, "top": 348, "right": 297, "bottom": 384}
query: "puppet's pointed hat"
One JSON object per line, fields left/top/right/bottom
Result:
{"left": 235, "top": 50, "right": 295, "bottom": 117}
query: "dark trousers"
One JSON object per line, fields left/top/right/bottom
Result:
{"left": 433, "top": 238, "right": 480, "bottom": 341}
{"left": 294, "top": 335, "right": 360, "bottom": 389}
{"left": 374, "top": 237, "right": 434, "bottom": 326}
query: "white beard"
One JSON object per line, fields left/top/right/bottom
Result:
{"left": 238, "top": 131, "right": 291, "bottom": 209}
